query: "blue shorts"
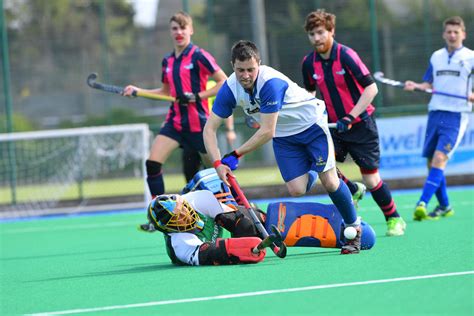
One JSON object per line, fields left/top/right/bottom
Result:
{"left": 159, "top": 122, "right": 206, "bottom": 153}
{"left": 273, "top": 124, "right": 334, "bottom": 182}
{"left": 423, "top": 111, "right": 468, "bottom": 159}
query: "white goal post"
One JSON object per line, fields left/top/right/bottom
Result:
{"left": 0, "top": 124, "right": 150, "bottom": 219}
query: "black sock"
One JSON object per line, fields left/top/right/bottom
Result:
{"left": 336, "top": 167, "right": 358, "bottom": 195}
{"left": 146, "top": 160, "right": 164, "bottom": 197}
{"left": 370, "top": 181, "right": 400, "bottom": 221}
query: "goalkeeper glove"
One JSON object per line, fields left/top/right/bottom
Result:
{"left": 336, "top": 114, "right": 355, "bottom": 133}
{"left": 222, "top": 150, "right": 241, "bottom": 170}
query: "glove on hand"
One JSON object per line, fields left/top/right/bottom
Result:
{"left": 222, "top": 150, "right": 241, "bottom": 170}
{"left": 336, "top": 114, "right": 356, "bottom": 133}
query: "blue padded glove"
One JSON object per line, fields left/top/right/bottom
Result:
{"left": 336, "top": 114, "right": 355, "bottom": 133}
{"left": 221, "top": 150, "right": 241, "bottom": 170}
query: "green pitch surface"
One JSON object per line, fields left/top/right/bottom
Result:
{"left": 1, "top": 188, "right": 473, "bottom": 315}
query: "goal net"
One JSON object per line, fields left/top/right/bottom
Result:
{"left": 0, "top": 124, "right": 150, "bottom": 219}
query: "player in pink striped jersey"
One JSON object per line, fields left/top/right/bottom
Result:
{"left": 123, "top": 11, "right": 234, "bottom": 197}
{"left": 301, "top": 9, "right": 406, "bottom": 236}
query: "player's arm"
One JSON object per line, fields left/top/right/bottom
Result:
{"left": 405, "top": 62, "right": 433, "bottom": 91}
{"left": 203, "top": 112, "right": 224, "bottom": 163}
{"left": 224, "top": 115, "right": 236, "bottom": 146}
{"left": 204, "top": 112, "right": 234, "bottom": 184}
{"left": 349, "top": 82, "right": 378, "bottom": 118}
{"left": 234, "top": 112, "right": 278, "bottom": 156}
{"left": 122, "top": 83, "right": 171, "bottom": 97}
{"left": 232, "top": 77, "right": 283, "bottom": 155}
{"left": 404, "top": 81, "right": 432, "bottom": 91}
{"left": 123, "top": 56, "right": 172, "bottom": 98}
{"left": 207, "top": 70, "right": 236, "bottom": 145}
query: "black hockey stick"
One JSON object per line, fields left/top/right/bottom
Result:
{"left": 87, "top": 73, "right": 176, "bottom": 101}
{"left": 227, "top": 175, "right": 287, "bottom": 258}
{"left": 373, "top": 72, "right": 468, "bottom": 100}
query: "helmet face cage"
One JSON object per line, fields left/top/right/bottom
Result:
{"left": 147, "top": 194, "right": 203, "bottom": 233}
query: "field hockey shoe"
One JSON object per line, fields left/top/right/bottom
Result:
{"left": 352, "top": 182, "right": 366, "bottom": 209}
{"left": 341, "top": 225, "right": 362, "bottom": 254}
{"left": 413, "top": 201, "right": 428, "bottom": 221}
{"left": 427, "top": 205, "right": 454, "bottom": 220}
{"left": 386, "top": 217, "right": 407, "bottom": 236}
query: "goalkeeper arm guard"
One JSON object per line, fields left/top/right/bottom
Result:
{"left": 198, "top": 237, "right": 266, "bottom": 265}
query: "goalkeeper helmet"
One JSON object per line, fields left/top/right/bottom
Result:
{"left": 147, "top": 194, "right": 204, "bottom": 233}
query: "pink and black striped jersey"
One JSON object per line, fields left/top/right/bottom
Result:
{"left": 302, "top": 41, "right": 375, "bottom": 123}
{"left": 162, "top": 43, "right": 221, "bottom": 132}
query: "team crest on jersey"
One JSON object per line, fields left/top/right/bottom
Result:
{"left": 313, "top": 73, "right": 319, "bottom": 80}
{"left": 315, "top": 156, "right": 326, "bottom": 166}
{"left": 184, "top": 63, "right": 194, "bottom": 70}
{"left": 444, "top": 143, "right": 453, "bottom": 153}
{"left": 336, "top": 69, "right": 346, "bottom": 75}
{"left": 165, "top": 67, "right": 171, "bottom": 73}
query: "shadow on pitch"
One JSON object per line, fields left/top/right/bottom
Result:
{"left": 1, "top": 246, "right": 162, "bottom": 262}
{"left": 27, "top": 262, "right": 184, "bottom": 283}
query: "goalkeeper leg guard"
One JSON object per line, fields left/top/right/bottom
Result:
{"left": 198, "top": 238, "right": 265, "bottom": 265}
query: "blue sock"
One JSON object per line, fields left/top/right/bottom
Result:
{"left": 435, "top": 176, "right": 449, "bottom": 207}
{"left": 419, "top": 167, "right": 444, "bottom": 205}
{"left": 328, "top": 179, "right": 358, "bottom": 225}
{"left": 306, "top": 170, "right": 318, "bottom": 193}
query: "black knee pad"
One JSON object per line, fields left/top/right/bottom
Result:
{"left": 146, "top": 160, "right": 162, "bottom": 176}
{"left": 215, "top": 208, "right": 259, "bottom": 238}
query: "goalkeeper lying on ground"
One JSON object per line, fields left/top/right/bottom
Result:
{"left": 139, "top": 190, "right": 267, "bottom": 266}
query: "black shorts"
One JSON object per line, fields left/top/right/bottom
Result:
{"left": 159, "top": 122, "right": 207, "bottom": 154}
{"left": 330, "top": 115, "right": 380, "bottom": 171}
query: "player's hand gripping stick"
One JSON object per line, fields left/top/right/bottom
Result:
{"left": 227, "top": 175, "right": 287, "bottom": 258}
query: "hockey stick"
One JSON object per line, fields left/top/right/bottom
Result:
{"left": 252, "top": 224, "right": 284, "bottom": 254}
{"left": 87, "top": 73, "right": 176, "bottom": 102}
{"left": 373, "top": 72, "right": 468, "bottom": 100}
{"left": 227, "top": 175, "right": 287, "bottom": 258}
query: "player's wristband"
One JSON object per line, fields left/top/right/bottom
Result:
{"left": 213, "top": 160, "right": 222, "bottom": 168}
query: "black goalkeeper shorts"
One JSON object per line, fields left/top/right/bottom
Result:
{"left": 330, "top": 115, "right": 380, "bottom": 171}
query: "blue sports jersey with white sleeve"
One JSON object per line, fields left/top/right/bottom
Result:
{"left": 212, "top": 65, "right": 328, "bottom": 137}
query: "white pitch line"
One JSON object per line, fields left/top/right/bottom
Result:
{"left": 28, "top": 270, "right": 474, "bottom": 316}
